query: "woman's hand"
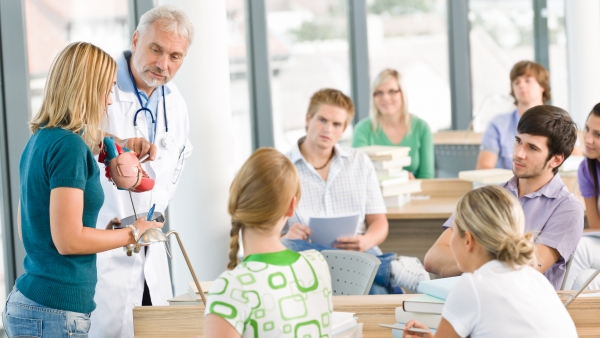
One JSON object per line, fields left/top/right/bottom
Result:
{"left": 402, "top": 320, "right": 432, "bottom": 338}
{"left": 127, "top": 219, "right": 164, "bottom": 245}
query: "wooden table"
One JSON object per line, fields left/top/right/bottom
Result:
{"left": 133, "top": 293, "right": 600, "bottom": 337}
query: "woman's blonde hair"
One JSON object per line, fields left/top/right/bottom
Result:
{"left": 454, "top": 185, "right": 535, "bottom": 268}
{"left": 370, "top": 69, "right": 411, "bottom": 132}
{"left": 30, "top": 42, "right": 117, "bottom": 148}
{"left": 227, "top": 148, "right": 301, "bottom": 270}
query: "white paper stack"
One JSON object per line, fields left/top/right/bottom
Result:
{"left": 358, "top": 146, "right": 421, "bottom": 206}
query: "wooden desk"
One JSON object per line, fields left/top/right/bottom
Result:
{"left": 133, "top": 293, "right": 600, "bottom": 337}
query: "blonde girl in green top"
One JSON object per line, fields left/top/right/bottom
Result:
{"left": 352, "top": 69, "right": 434, "bottom": 178}
{"left": 204, "top": 148, "right": 332, "bottom": 338}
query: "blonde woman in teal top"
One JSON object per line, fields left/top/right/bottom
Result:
{"left": 352, "top": 69, "right": 434, "bottom": 178}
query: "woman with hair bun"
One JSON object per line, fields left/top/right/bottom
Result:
{"left": 403, "top": 185, "right": 577, "bottom": 338}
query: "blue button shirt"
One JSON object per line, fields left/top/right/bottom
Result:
{"left": 480, "top": 110, "right": 519, "bottom": 169}
{"left": 116, "top": 51, "right": 171, "bottom": 144}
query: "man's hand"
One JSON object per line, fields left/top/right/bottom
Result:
{"left": 120, "top": 137, "right": 157, "bottom": 162}
{"left": 284, "top": 223, "right": 311, "bottom": 240}
{"left": 105, "top": 217, "right": 121, "bottom": 230}
{"left": 334, "top": 235, "right": 371, "bottom": 252}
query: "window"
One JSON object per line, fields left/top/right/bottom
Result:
{"left": 547, "top": 0, "right": 569, "bottom": 111}
{"left": 367, "top": 0, "right": 451, "bottom": 132}
{"left": 469, "top": 0, "right": 535, "bottom": 132}
{"left": 266, "top": 0, "right": 351, "bottom": 152}
{"left": 226, "top": 0, "right": 253, "bottom": 170}
{"left": 25, "top": 0, "right": 130, "bottom": 117}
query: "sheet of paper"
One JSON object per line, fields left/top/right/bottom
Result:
{"left": 308, "top": 214, "right": 360, "bottom": 247}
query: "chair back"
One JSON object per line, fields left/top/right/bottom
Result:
{"left": 321, "top": 250, "right": 381, "bottom": 295}
{"left": 560, "top": 254, "right": 575, "bottom": 291}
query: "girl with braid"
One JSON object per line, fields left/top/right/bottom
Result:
{"left": 404, "top": 186, "right": 576, "bottom": 338}
{"left": 204, "top": 148, "right": 333, "bottom": 338}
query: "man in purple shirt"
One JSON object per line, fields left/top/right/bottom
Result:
{"left": 425, "top": 105, "right": 584, "bottom": 290}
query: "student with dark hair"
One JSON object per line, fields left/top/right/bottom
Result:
{"left": 478, "top": 61, "right": 553, "bottom": 170}
{"left": 424, "top": 105, "right": 584, "bottom": 290}
{"left": 564, "top": 103, "right": 600, "bottom": 290}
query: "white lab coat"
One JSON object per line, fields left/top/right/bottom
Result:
{"left": 89, "top": 81, "right": 192, "bottom": 338}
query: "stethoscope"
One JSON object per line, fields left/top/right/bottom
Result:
{"left": 127, "top": 60, "right": 175, "bottom": 149}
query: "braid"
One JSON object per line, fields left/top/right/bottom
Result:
{"left": 227, "top": 220, "right": 243, "bottom": 270}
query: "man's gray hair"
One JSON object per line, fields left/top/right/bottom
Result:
{"left": 137, "top": 5, "right": 194, "bottom": 45}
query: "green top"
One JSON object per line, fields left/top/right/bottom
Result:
{"left": 352, "top": 115, "right": 435, "bottom": 178}
{"left": 205, "top": 249, "right": 333, "bottom": 337}
{"left": 17, "top": 127, "right": 104, "bottom": 313}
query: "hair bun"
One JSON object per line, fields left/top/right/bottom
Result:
{"left": 496, "top": 232, "right": 535, "bottom": 268}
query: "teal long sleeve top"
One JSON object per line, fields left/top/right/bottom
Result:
{"left": 16, "top": 127, "right": 104, "bottom": 313}
{"left": 352, "top": 115, "right": 435, "bottom": 179}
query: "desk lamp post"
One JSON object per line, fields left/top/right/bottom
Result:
{"left": 138, "top": 228, "right": 207, "bottom": 304}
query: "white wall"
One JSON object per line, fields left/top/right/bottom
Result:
{"left": 158, "top": 0, "right": 233, "bottom": 295}
{"left": 566, "top": 0, "right": 600, "bottom": 126}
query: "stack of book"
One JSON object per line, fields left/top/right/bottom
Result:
{"left": 332, "top": 312, "right": 363, "bottom": 337}
{"left": 388, "top": 277, "right": 459, "bottom": 337}
{"left": 357, "top": 146, "right": 421, "bottom": 207}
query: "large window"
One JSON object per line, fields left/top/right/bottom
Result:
{"left": 367, "top": 0, "right": 451, "bottom": 132}
{"left": 469, "top": 0, "right": 535, "bottom": 132}
{"left": 226, "top": 0, "right": 253, "bottom": 170}
{"left": 547, "top": 0, "right": 569, "bottom": 111}
{"left": 266, "top": 0, "right": 351, "bottom": 152}
{"left": 25, "top": 0, "right": 130, "bottom": 117}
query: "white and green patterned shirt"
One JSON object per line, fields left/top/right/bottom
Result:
{"left": 205, "top": 249, "right": 333, "bottom": 337}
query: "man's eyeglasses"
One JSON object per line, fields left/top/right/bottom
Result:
{"left": 373, "top": 89, "right": 401, "bottom": 98}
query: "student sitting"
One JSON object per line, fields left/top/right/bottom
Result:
{"left": 424, "top": 105, "right": 584, "bottom": 290}
{"left": 564, "top": 103, "right": 600, "bottom": 290}
{"left": 204, "top": 148, "right": 333, "bottom": 338}
{"left": 402, "top": 186, "right": 578, "bottom": 338}
{"left": 352, "top": 69, "right": 434, "bottom": 179}
{"left": 282, "top": 88, "right": 430, "bottom": 294}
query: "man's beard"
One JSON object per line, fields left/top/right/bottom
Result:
{"left": 512, "top": 159, "right": 548, "bottom": 179}
{"left": 131, "top": 52, "right": 171, "bottom": 87}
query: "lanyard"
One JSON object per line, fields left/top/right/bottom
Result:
{"left": 127, "top": 61, "right": 169, "bottom": 143}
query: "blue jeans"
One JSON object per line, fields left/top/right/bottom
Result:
{"left": 2, "top": 287, "right": 91, "bottom": 338}
{"left": 281, "top": 238, "right": 401, "bottom": 294}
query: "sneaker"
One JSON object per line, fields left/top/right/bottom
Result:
{"left": 390, "top": 256, "right": 430, "bottom": 292}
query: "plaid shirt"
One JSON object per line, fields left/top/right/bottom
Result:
{"left": 285, "top": 137, "right": 387, "bottom": 235}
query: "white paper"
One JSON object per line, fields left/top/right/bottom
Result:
{"left": 308, "top": 214, "right": 360, "bottom": 247}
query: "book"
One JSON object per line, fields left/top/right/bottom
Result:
{"left": 376, "top": 165, "right": 411, "bottom": 177}
{"left": 381, "top": 180, "right": 422, "bottom": 197}
{"left": 334, "top": 323, "right": 363, "bottom": 338}
{"left": 378, "top": 174, "right": 409, "bottom": 187}
{"left": 384, "top": 194, "right": 411, "bottom": 207}
{"left": 372, "top": 157, "right": 412, "bottom": 170}
{"left": 167, "top": 292, "right": 203, "bottom": 306}
{"left": 458, "top": 169, "right": 513, "bottom": 184}
{"left": 332, "top": 312, "right": 358, "bottom": 336}
{"left": 188, "top": 280, "right": 213, "bottom": 299}
{"left": 357, "top": 145, "right": 410, "bottom": 161}
{"left": 396, "top": 307, "right": 442, "bottom": 329}
{"left": 402, "top": 295, "right": 444, "bottom": 314}
{"left": 417, "top": 276, "right": 460, "bottom": 301}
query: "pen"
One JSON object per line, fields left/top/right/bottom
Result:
{"left": 147, "top": 203, "right": 156, "bottom": 221}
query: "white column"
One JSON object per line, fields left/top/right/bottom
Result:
{"left": 565, "top": 1, "right": 600, "bottom": 126}
{"left": 159, "top": 0, "right": 233, "bottom": 295}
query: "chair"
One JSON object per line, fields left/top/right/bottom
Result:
{"left": 434, "top": 144, "right": 479, "bottom": 178}
{"left": 560, "top": 254, "right": 575, "bottom": 291}
{"left": 321, "top": 250, "right": 381, "bottom": 295}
